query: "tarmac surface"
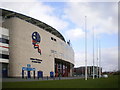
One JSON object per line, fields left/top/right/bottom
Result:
{"left": 2, "top": 76, "right": 85, "bottom": 82}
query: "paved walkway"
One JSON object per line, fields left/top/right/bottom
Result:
{"left": 2, "top": 76, "right": 85, "bottom": 82}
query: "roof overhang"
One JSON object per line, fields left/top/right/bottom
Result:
{"left": 0, "top": 8, "right": 66, "bottom": 42}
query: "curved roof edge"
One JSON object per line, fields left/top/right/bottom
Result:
{"left": 1, "top": 8, "right": 66, "bottom": 42}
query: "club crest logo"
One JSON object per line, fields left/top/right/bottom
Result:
{"left": 32, "top": 32, "right": 41, "bottom": 55}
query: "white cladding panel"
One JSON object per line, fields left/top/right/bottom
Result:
{"left": 0, "top": 58, "right": 9, "bottom": 63}
{"left": 0, "top": 27, "right": 9, "bottom": 36}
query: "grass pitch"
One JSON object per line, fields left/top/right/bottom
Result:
{"left": 2, "top": 75, "right": 118, "bottom": 88}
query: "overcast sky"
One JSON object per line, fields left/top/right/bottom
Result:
{"left": 0, "top": 0, "right": 118, "bottom": 72}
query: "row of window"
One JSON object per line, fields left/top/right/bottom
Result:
{"left": 51, "top": 50, "right": 57, "bottom": 53}
{"left": 0, "top": 38, "right": 9, "bottom": 44}
{"left": 51, "top": 37, "right": 56, "bottom": 42}
{"left": 0, "top": 54, "right": 9, "bottom": 59}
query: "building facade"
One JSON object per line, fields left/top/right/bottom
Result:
{"left": 0, "top": 9, "right": 74, "bottom": 78}
{"left": 74, "top": 66, "right": 102, "bottom": 77}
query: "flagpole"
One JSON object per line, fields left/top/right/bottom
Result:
{"left": 85, "top": 16, "right": 87, "bottom": 80}
{"left": 93, "top": 27, "right": 95, "bottom": 79}
{"left": 99, "top": 40, "right": 101, "bottom": 78}
{"left": 96, "top": 38, "right": 99, "bottom": 78}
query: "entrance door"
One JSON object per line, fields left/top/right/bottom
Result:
{"left": 2, "top": 63, "right": 8, "bottom": 78}
{"left": 2, "top": 68, "right": 8, "bottom": 78}
{"left": 37, "top": 71, "right": 43, "bottom": 78}
{"left": 27, "top": 71, "right": 31, "bottom": 78}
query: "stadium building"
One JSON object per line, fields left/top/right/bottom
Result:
{"left": 0, "top": 8, "right": 74, "bottom": 78}
{"left": 74, "top": 66, "right": 102, "bottom": 77}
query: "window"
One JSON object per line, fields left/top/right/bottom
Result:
{"left": 51, "top": 37, "right": 54, "bottom": 40}
{"left": 54, "top": 39, "right": 56, "bottom": 41}
{"left": 0, "top": 54, "right": 9, "bottom": 59}
{"left": 51, "top": 50, "right": 57, "bottom": 54}
{"left": 51, "top": 37, "right": 57, "bottom": 42}
{"left": 0, "top": 38, "right": 9, "bottom": 44}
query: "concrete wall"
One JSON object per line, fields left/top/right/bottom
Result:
{"left": 3, "top": 17, "right": 74, "bottom": 77}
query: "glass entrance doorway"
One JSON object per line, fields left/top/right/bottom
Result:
{"left": 2, "top": 63, "right": 8, "bottom": 78}
{"left": 55, "top": 58, "right": 70, "bottom": 77}
{"left": 22, "top": 64, "right": 36, "bottom": 78}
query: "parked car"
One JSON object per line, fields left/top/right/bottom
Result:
{"left": 102, "top": 74, "right": 108, "bottom": 78}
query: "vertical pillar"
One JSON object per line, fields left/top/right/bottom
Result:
{"left": 33, "top": 70, "right": 35, "bottom": 79}
{"left": 22, "top": 70, "right": 24, "bottom": 78}
{"left": 62, "top": 62, "right": 63, "bottom": 77}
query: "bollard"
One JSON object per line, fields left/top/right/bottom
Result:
{"left": 59, "top": 76, "right": 60, "bottom": 80}
{"left": 53, "top": 76, "right": 55, "bottom": 80}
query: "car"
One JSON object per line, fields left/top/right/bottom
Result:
{"left": 102, "top": 74, "right": 108, "bottom": 78}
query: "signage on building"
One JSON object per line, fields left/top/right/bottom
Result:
{"left": 32, "top": 32, "right": 41, "bottom": 55}
{"left": 22, "top": 64, "right": 36, "bottom": 71}
{"left": 30, "top": 58, "right": 42, "bottom": 63}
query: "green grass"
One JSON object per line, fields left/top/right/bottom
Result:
{"left": 2, "top": 75, "right": 119, "bottom": 88}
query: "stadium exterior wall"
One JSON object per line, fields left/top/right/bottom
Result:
{"left": 1, "top": 9, "right": 74, "bottom": 78}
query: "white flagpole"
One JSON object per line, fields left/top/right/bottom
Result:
{"left": 93, "top": 27, "right": 95, "bottom": 79}
{"left": 96, "top": 38, "right": 99, "bottom": 78}
{"left": 85, "top": 16, "right": 87, "bottom": 80}
{"left": 99, "top": 40, "right": 101, "bottom": 78}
